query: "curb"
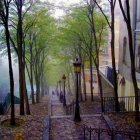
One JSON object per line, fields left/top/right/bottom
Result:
{"left": 42, "top": 96, "right": 52, "bottom": 140}
{"left": 42, "top": 116, "right": 50, "bottom": 140}
{"left": 102, "top": 114, "right": 115, "bottom": 130}
{"left": 102, "top": 114, "right": 125, "bottom": 140}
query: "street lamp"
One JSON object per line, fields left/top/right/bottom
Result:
{"left": 73, "top": 58, "right": 81, "bottom": 122}
{"left": 62, "top": 74, "right": 66, "bottom": 106}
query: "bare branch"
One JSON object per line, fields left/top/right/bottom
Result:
{"left": 9, "top": 35, "right": 18, "bottom": 54}
{"left": 118, "top": 0, "right": 128, "bottom": 22}
{"left": 113, "top": 0, "right": 116, "bottom": 8}
{"left": 97, "top": 23, "right": 104, "bottom": 52}
{"left": 94, "top": 0, "right": 111, "bottom": 28}
{"left": 23, "top": 0, "right": 33, "bottom": 19}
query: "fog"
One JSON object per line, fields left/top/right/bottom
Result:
{"left": 0, "top": 52, "right": 19, "bottom": 99}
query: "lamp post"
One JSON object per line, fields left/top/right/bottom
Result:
{"left": 59, "top": 80, "right": 62, "bottom": 101}
{"left": 73, "top": 58, "right": 81, "bottom": 122}
{"left": 62, "top": 74, "right": 66, "bottom": 106}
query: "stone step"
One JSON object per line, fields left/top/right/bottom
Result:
{"left": 51, "top": 114, "right": 102, "bottom": 119}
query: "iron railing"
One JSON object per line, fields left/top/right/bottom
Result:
{"left": 103, "top": 96, "right": 138, "bottom": 113}
{"left": 0, "top": 93, "right": 20, "bottom": 115}
{"left": 84, "top": 125, "right": 140, "bottom": 140}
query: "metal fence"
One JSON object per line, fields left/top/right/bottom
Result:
{"left": 0, "top": 93, "right": 20, "bottom": 115}
{"left": 103, "top": 96, "right": 137, "bottom": 113}
{"left": 84, "top": 125, "right": 140, "bottom": 140}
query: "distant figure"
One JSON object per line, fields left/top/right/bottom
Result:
{"left": 52, "top": 91, "right": 54, "bottom": 95}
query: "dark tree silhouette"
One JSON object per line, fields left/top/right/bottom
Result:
{"left": 118, "top": 0, "right": 139, "bottom": 121}
{"left": 0, "top": 0, "right": 15, "bottom": 125}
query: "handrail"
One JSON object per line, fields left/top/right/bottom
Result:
{"left": 103, "top": 96, "right": 139, "bottom": 113}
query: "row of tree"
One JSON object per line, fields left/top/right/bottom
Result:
{"left": 56, "top": 0, "right": 139, "bottom": 121}
{"left": 0, "top": 0, "right": 139, "bottom": 125}
{"left": 0, "top": 0, "right": 56, "bottom": 125}
{"left": 56, "top": 2, "right": 107, "bottom": 112}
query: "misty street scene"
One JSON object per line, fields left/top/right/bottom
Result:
{"left": 0, "top": 0, "right": 140, "bottom": 139}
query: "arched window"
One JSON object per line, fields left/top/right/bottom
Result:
{"left": 123, "top": 37, "right": 127, "bottom": 63}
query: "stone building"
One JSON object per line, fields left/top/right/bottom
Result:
{"left": 118, "top": 0, "right": 140, "bottom": 97}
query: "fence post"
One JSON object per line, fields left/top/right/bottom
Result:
{"left": 90, "top": 127, "right": 92, "bottom": 140}
{"left": 84, "top": 125, "right": 86, "bottom": 140}
{"left": 135, "top": 129, "right": 137, "bottom": 140}
{"left": 111, "top": 129, "right": 114, "bottom": 140}
{"left": 98, "top": 128, "right": 100, "bottom": 140}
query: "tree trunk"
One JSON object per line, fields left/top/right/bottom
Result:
{"left": 30, "top": 47, "right": 35, "bottom": 104}
{"left": 23, "top": 63, "right": 30, "bottom": 115}
{"left": 5, "top": 24, "right": 15, "bottom": 125}
{"left": 18, "top": 59, "right": 25, "bottom": 115}
{"left": 128, "top": 23, "right": 140, "bottom": 121}
{"left": 41, "top": 76, "right": 44, "bottom": 97}
{"left": 36, "top": 79, "right": 40, "bottom": 103}
{"left": 125, "top": 0, "right": 139, "bottom": 121}
{"left": 79, "top": 73, "right": 83, "bottom": 101}
{"left": 90, "top": 4, "right": 104, "bottom": 112}
{"left": 22, "top": 39, "right": 30, "bottom": 115}
{"left": 110, "top": 2, "right": 120, "bottom": 112}
{"left": 96, "top": 67, "right": 104, "bottom": 112}
{"left": 17, "top": 4, "right": 25, "bottom": 115}
{"left": 89, "top": 52, "right": 94, "bottom": 101}
{"left": 25, "top": 84, "right": 30, "bottom": 115}
{"left": 82, "top": 63, "right": 87, "bottom": 101}
{"left": 79, "top": 49, "right": 83, "bottom": 102}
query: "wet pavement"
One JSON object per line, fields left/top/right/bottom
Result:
{"left": 50, "top": 116, "right": 109, "bottom": 140}
{"left": 51, "top": 94, "right": 65, "bottom": 116}
{"left": 49, "top": 93, "right": 110, "bottom": 140}
{"left": 1, "top": 89, "right": 137, "bottom": 140}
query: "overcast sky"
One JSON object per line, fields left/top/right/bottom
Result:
{"left": 40, "top": 0, "right": 82, "bottom": 18}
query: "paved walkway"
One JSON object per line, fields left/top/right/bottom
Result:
{"left": 50, "top": 116, "right": 109, "bottom": 140}
{"left": 49, "top": 92, "right": 109, "bottom": 140}
{"left": 51, "top": 93, "right": 65, "bottom": 116}
{"left": 1, "top": 90, "right": 138, "bottom": 139}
